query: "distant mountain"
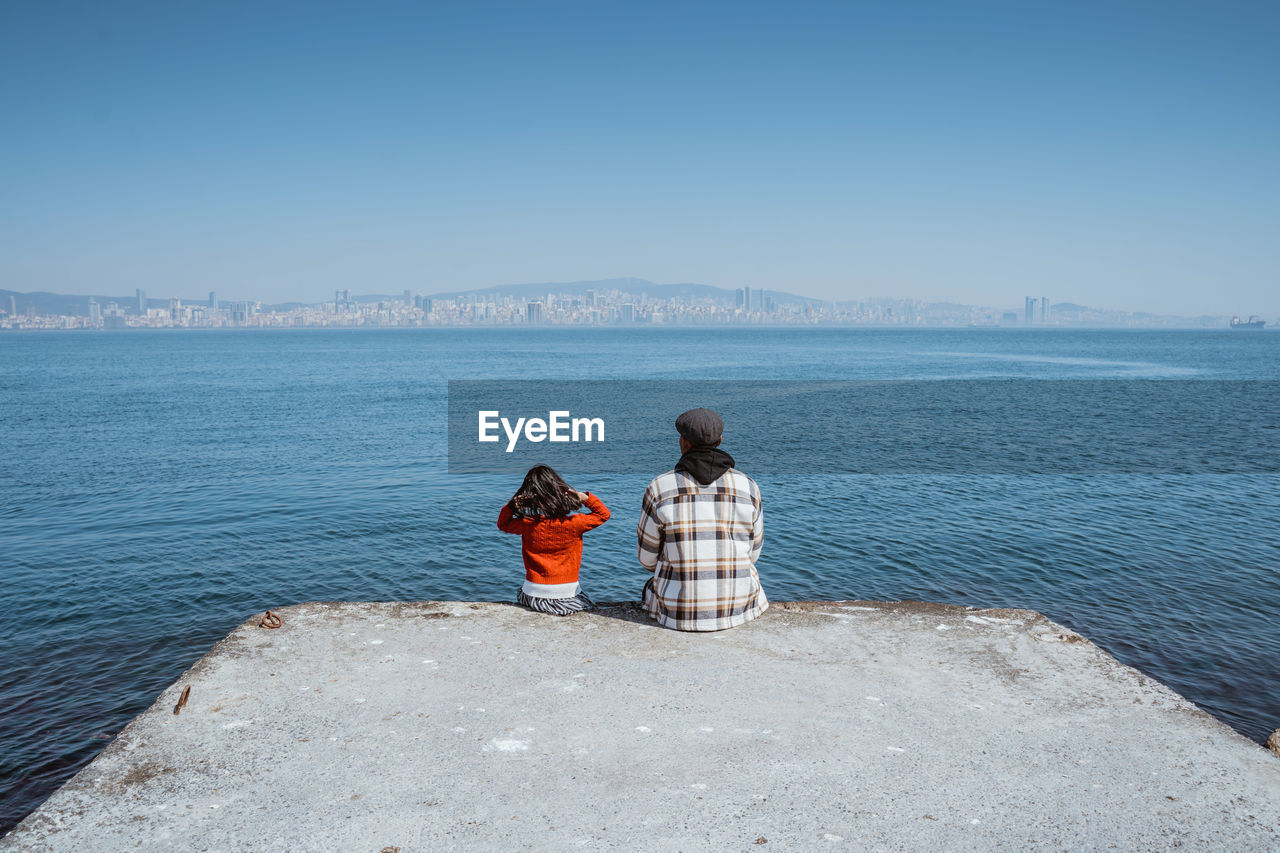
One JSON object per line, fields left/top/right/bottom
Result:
{"left": 427, "top": 278, "right": 821, "bottom": 306}
{"left": 0, "top": 289, "right": 231, "bottom": 316}
{"left": 0, "top": 288, "right": 316, "bottom": 316}
{"left": 2, "top": 286, "right": 1256, "bottom": 326}
{"left": 2, "top": 289, "right": 145, "bottom": 316}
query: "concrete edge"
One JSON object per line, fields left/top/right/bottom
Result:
{"left": 10, "top": 598, "right": 1276, "bottom": 843}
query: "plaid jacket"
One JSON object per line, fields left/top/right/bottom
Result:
{"left": 636, "top": 467, "right": 767, "bottom": 631}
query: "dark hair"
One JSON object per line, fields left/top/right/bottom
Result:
{"left": 509, "top": 464, "right": 579, "bottom": 519}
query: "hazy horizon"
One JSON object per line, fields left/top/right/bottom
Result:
{"left": 3, "top": 1, "right": 1277, "bottom": 315}
{"left": 1, "top": 277, "right": 1267, "bottom": 319}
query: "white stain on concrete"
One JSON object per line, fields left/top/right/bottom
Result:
{"left": 485, "top": 738, "right": 531, "bottom": 753}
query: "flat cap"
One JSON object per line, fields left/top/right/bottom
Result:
{"left": 675, "top": 407, "right": 724, "bottom": 446}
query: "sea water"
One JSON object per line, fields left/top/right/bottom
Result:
{"left": 2, "top": 327, "right": 1278, "bottom": 830}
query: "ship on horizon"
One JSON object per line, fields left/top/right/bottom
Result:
{"left": 1230, "top": 315, "right": 1267, "bottom": 329}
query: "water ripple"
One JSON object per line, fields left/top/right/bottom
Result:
{"left": 1, "top": 328, "right": 1278, "bottom": 832}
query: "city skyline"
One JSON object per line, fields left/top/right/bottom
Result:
{"left": 2, "top": 2, "right": 1278, "bottom": 316}
{"left": 0, "top": 277, "right": 1267, "bottom": 331}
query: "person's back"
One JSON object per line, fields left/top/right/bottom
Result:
{"left": 499, "top": 464, "right": 608, "bottom": 616}
{"left": 637, "top": 408, "right": 767, "bottom": 631}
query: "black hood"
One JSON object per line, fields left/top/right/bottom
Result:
{"left": 675, "top": 446, "right": 735, "bottom": 485}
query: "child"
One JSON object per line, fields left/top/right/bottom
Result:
{"left": 498, "top": 464, "right": 610, "bottom": 616}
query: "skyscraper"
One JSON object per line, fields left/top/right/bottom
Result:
{"left": 526, "top": 301, "right": 544, "bottom": 324}
{"left": 137, "top": 289, "right": 147, "bottom": 314}
{"left": 88, "top": 297, "right": 101, "bottom": 324}
{"left": 208, "top": 291, "right": 217, "bottom": 309}
{"left": 1040, "top": 297, "right": 1049, "bottom": 323}
{"left": 1024, "top": 296, "right": 1035, "bottom": 324}
{"left": 744, "top": 286, "right": 753, "bottom": 312}
{"left": 103, "top": 302, "right": 125, "bottom": 329}
{"left": 621, "top": 302, "right": 635, "bottom": 323}
{"left": 736, "top": 288, "right": 745, "bottom": 309}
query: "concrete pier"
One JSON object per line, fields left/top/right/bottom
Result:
{"left": 5, "top": 600, "right": 1280, "bottom": 851}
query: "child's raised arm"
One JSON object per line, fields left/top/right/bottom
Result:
{"left": 497, "top": 502, "right": 526, "bottom": 533}
{"left": 572, "top": 491, "right": 610, "bottom": 533}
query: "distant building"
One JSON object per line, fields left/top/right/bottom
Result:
{"left": 526, "top": 301, "right": 544, "bottom": 325}
{"left": 8, "top": 294, "right": 16, "bottom": 316}
{"left": 137, "top": 289, "right": 147, "bottom": 314}
{"left": 88, "top": 297, "right": 101, "bottom": 324}
{"left": 1002, "top": 312, "right": 1019, "bottom": 325}
{"left": 736, "top": 288, "right": 745, "bottom": 309}
{"left": 1022, "top": 295, "right": 1051, "bottom": 324}
{"left": 621, "top": 302, "right": 635, "bottom": 323}
{"left": 103, "top": 302, "right": 126, "bottom": 330}
{"left": 744, "top": 286, "right": 753, "bottom": 312}
{"left": 209, "top": 292, "right": 217, "bottom": 309}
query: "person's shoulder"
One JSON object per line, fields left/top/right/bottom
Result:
{"left": 726, "top": 467, "right": 760, "bottom": 493}
{"left": 644, "top": 470, "right": 682, "bottom": 497}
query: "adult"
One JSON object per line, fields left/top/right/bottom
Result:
{"left": 636, "top": 407, "right": 768, "bottom": 631}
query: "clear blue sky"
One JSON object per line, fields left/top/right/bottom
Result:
{"left": 2, "top": 0, "right": 1276, "bottom": 314}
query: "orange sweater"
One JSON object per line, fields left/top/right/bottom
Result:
{"left": 497, "top": 492, "right": 610, "bottom": 586}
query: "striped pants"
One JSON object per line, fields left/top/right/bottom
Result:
{"left": 516, "top": 588, "right": 595, "bottom": 616}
